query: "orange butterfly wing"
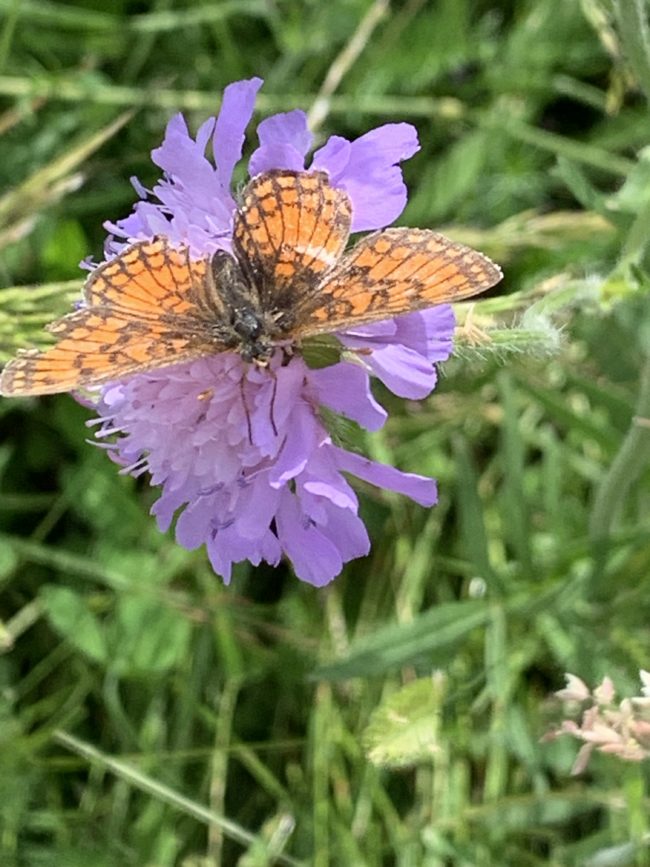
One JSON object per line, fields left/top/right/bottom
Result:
{"left": 0, "top": 239, "right": 223, "bottom": 397}
{"left": 296, "top": 227, "right": 503, "bottom": 335}
{"left": 84, "top": 237, "right": 214, "bottom": 317}
{"left": 0, "top": 308, "right": 218, "bottom": 396}
{"left": 1, "top": 173, "right": 503, "bottom": 396}
{"left": 233, "top": 170, "right": 352, "bottom": 306}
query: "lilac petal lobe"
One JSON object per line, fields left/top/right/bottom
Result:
{"left": 196, "top": 117, "right": 216, "bottom": 152}
{"left": 421, "top": 304, "right": 456, "bottom": 360}
{"left": 345, "top": 169, "right": 407, "bottom": 232}
{"left": 361, "top": 344, "right": 437, "bottom": 399}
{"left": 212, "top": 77, "right": 263, "bottom": 194}
{"left": 269, "top": 403, "right": 325, "bottom": 486}
{"left": 338, "top": 306, "right": 456, "bottom": 398}
{"left": 311, "top": 135, "right": 352, "bottom": 177}
{"left": 317, "top": 122, "right": 419, "bottom": 231}
{"left": 348, "top": 123, "right": 420, "bottom": 168}
{"left": 332, "top": 445, "right": 438, "bottom": 507}
{"left": 248, "top": 110, "right": 312, "bottom": 176}
{"left": 275, "top": 490, "right": 343, "bottom": 587}
{"left": 176, "top": 498, "right": 213, "bottom": 549}
{"left": 306, "top": 495, "right": 370, "bottom": 561}
{"left": 300, "top": 451, "right": 358, "bottom": 511}
{"left": 308, "top": 362, "right": 387, "bottom": 431}
{"left": 236, "top": 477, "right": 282, "bottom": 538}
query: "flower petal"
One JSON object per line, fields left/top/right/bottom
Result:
{"left": 420, "top": 305, "right": 456, "bottom": 360}
{"left": 269, "top": 402, "right": 326, "bottom": 486}
{"left": 248, "top": 109, "right": 312, "bottom": 176}
{"left": 308, "top": 361, "right": 387, "bottom": 431}
{"left": 332, "top": 445, "right": 438, "bottom": 506}
{"left": 206, "top": 520, "right": 281, "bottom": 586}
{"left": 309, "top": 135, "right": 351, "bottom": 176}
{"left": 274, "top": 489, "right": 356, "bottom": 586}
{"left": 307, "top": 494, "right": 370, "bottom": 563}
{"left": 151, "top": 113, "right": 231, "bottom": 224}
{"left": 359, "top": 344, "right": 437, "bottom": 399}
{"left": 338, "top": 306, "right": 456, "bottom": 398}
{"left": 313, "top": 122, "right": 419, "bottom": 231}
{"left": 212, "top": 77, "right": 264, "bottom": 199}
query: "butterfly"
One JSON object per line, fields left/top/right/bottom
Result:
{"left": 0, "top": 170, "right": 502, "bottom": 396}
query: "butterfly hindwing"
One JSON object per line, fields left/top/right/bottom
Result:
{"left": 233, "top": 170, "right": 352, "bottom": 307}
{"left": 0, "top": 306, "right": 226, "bottom": 398}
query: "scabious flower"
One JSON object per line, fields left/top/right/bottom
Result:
{"left": 92, "top": 77, "right": 456, "bottom": 586}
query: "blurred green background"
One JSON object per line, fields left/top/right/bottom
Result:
{"left": 1, "top": 0, "right": 650, "bottom": 864}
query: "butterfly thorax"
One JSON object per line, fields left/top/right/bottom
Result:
{"left": 210, "top": 250, "right": 288, "bottom": 363}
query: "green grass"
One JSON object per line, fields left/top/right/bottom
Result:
{"left": 1, "top": 0, "right": 650, "bottom": 864}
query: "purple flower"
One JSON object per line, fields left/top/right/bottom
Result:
{"left": 93, "top": 78, "right": 457, "bottom": 586}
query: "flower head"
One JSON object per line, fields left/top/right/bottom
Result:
{"left": 92, "top": 78, "right": 458, "bottom": 586}
{"left": 545, "top": 672, "right": 650, "bottom": 774}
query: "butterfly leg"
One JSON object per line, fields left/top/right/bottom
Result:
{"left": 268, "top": 366, "right": 279, "bottom": 438}
{"left": 239, "top": 376, "right": 254, "bottom": 445}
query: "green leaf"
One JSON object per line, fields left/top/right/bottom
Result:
{"left": 107, "top": 596, "right": 192, "bottom": 676}
{"left": 40, "top": 585, "right": 107, "bottom": 664}
{"left": 363, "top": 675, "right": 445, "bottom": 768}
{"left": 314, "top": 600, "right": 490, "bottom": 680}
{"left": 607, "top": 145, "right": 650, "bottom": 213}
{"left": 554, "top": 156, "right": 609, "bottom": 215}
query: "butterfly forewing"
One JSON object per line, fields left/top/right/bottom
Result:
{"left": 295, "top": 227, "right": 502, "bottom": 336}
{"left": 233, "top": 170, "right": 352, "bottom": 306}
{"left": 0, "top": 239, "right": 230, "bottom": 397}
{"left": 84, "top": 238, "right": 214, "bottom": 319}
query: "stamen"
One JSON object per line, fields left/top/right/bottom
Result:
{"left": 119, "top": 458, "right": 150, "bottom": 476}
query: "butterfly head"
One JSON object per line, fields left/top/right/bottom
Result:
{"left": 230, "top": 308, "right": 274, "bottom": 363}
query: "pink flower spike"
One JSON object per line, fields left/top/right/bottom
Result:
{"left": 555, "top": 674, "right": 590, "bottom": 703}
{"left": 571, "top": 744, "right": 595, "bottom": 776}
{"left": 594, "top": 676, "right": 616, "bottom": 705}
